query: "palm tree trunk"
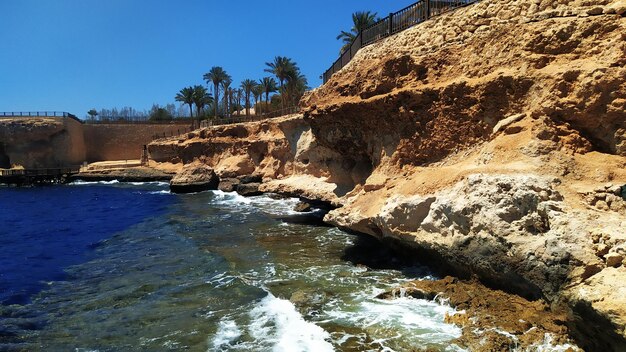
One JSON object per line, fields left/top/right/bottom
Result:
{"left": 214, "top": 83, "right": 219, "bottom": 119}
{"left": 279, "top": 80, "right": 284, "bottom": 111}
{"left": 189, "top": 104, "right": 194, "bottom": 129}
{"left": 245, "top": 95, "right": 249, "bottom": 120}
{"left": 254, "top": 96, "right": 258, "bottom": 117}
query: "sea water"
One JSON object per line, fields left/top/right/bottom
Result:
{"left": 0, "top": 182, "right": 463, "bottom": 351}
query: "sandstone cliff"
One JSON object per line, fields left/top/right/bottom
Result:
{"left": 0, "top": 118, "right": 86, "bottom": 168}
{"left": 149, "top": 0, "right": 626, "bottom": 349}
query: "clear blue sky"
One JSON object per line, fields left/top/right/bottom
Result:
{"left": 0, "top": 0, "right": 407, "bottom": 118}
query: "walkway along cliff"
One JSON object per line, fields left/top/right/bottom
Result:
{"left": 148, "top": 0, "right": 626, "bottom": 350}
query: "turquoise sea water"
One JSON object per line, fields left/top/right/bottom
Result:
{"left": 0, "top": 182, "right": 463, "bottom": 351}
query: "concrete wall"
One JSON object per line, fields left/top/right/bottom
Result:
{"left": 0, "top": 117, "right": 191, "bottom": 167}
{"left": 83, "top": 123, "right": 190, "bottom": 162}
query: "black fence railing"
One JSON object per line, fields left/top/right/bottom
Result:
{"left": 0, "top": 111, "right": 82, "bottom": 123}
{"left": 323, "top": 0, "right": 480, "bottom": 83}
{"left": 0, "top": 167, "right": 81, "bottom": 177}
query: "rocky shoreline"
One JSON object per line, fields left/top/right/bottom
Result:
{"left": 4, "top": 0, "right": 620, "bottom": 349}
{"left": 10, "top": 158, "right": 623, "bottom": 349}
{"left": 145, "top": 0, "right": 626, "bottom": 349}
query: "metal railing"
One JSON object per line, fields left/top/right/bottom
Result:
{"left": 0, "top": 111, "right": 82, "bottom": 123}
{"left": 323, "top": 0, "right": 480, "bottom": 83}
{"left": 0, "top": 166, "right": 81, "bottom": 177}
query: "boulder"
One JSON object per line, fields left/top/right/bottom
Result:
{"left": 236, "top": 182, "right": 262, "bottom": 196}
{"left": 170, "top": 163, "right": 219, "bottom": 194}
{"left": 218, "top": 178, "right": 240, "bottom": 192}
{"left": 293, "top": 201, "right": 312, "bottom": 212}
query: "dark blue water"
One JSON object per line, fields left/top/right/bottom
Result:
{"left": 0, "top": 182, "right": 174, "bottom": 305}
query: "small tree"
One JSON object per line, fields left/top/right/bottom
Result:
{"left": 87, "top": 109, "right": 98, "bottom": 121}
{"left": 149, "top": 107, "right": 173, "bottom": 121}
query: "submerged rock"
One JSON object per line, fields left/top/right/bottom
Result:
{"left": 170, "top": 163, "right": 219, "bottom": 194}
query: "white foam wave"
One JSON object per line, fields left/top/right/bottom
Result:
{"left": 249, "top": 293, "right": 334, "bottom": 352}
{"left": 211, "top": 190, "right": 252, "bottom": 205}
{"left": 211, "top": 318, "right": 242, "bottom": 350}
{"left": 69, "top": 180, "right": 120, "bottom": 185}
{"left": 128, "top": 181, "right": 170, "bottom": 186}
{"left": 325, "top": 295, "right": 462, "bottom": 349}
{"left": 209, "top": 190, "right": 302, "bottom": 216}
{"left": 69, "top": 180, "right": 169, "bottom": 187}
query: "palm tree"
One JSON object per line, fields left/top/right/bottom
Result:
{"left": 192, "top": 85, "right": 212, "bottom": 127}
{"left": 227, "top": 88, "right": 235, "bottom": 116}
{"left": 253, "top": 84, "right": 264, "bottom": 115}
{"left": 203, "top": 66, "right": 230, "bottom": 119}
{"left": 175, "top": 86, "right": 195, "bottom": 126}
{"left": 240, "top": 79, "right": 257, "bottom": 119}
{"left": 236, "top": 89, "right": 243, "bottom": 116}
{"left": 221, "top": 77, "right": 232, "bottom": 118}
{"left": 264, "top": 56, "right": 295, "bottom": 110}
{"left": 337, "top": 11, "right": 378, "bottom": 53}
{"left": 285, "top": 69, "right": 309, "bottom": 108}
{"left": 260, "top": 77, "right": 278, "bottom": 114}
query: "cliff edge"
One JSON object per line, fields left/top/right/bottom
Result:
{"left": 149, "top": 0, "right": 626, "bottom": 349}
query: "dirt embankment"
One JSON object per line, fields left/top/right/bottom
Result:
{"left": 149, "top": 0, "right": 626, "bottom": 349}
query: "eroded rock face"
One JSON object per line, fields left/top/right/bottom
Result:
{"left": 170, "top": 163, "right": 219, "bottom": 194}
{"left": 327, "top": 174, "right": 584, "bottom": 300}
